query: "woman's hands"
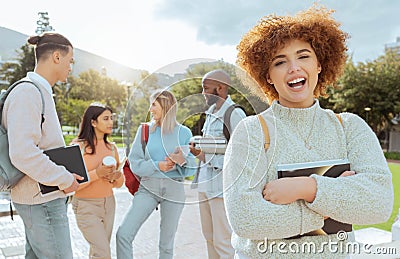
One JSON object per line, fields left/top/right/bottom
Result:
{"left": 169, "top": 148, "right": 186, "bottom": 166}
{"left": 263, "top": 177, "right": 317, "bottom": 204}
{"left": 107, "top": 170, "right": 122, "bottom": 183}
{"left": 96, "top": 163, "right": 114, "bottom": 178}
{"left": 95, "top": 163, "right": 123, "bottom": 182}
{"left": 262, "top": 170, "right": 356, "bottom": 205}
{"left": 159, "top": 147, "right": 187, "bottom": 172}
{"left": 159, "top": 160, "right": 175, "bottom": 172}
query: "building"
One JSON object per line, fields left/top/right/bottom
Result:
{"left": 385, "top": 37, "right": 400, "bottom": 54}
{"left": 390, "top": 117, "right": 400, "bottom": 152}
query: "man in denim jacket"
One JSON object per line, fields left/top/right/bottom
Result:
{"left": 191, "top": 69, "right": 246, "bottom": 259}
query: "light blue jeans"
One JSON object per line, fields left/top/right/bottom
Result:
{"left": 13, "top": 198, "right": 72, "bottom": 259}
{"left": 205, "top": 166, "right": 224, "bottom": 198}
{"left": 116, "top": 177, "right": 185, "bottom": 259}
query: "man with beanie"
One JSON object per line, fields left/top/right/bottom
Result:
{"left": 190, "top": 69, "right": 246, "bottom": 258}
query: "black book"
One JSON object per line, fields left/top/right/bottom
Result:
{"left": 276, "top": 159, "right": 352, "bottom": 235}
{"left": 39, "top": 145, "right": 89, "bottom": 196}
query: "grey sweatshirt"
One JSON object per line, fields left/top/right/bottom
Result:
{"left": 223, "top": 100, "right": 393, "bottom": 258}
{"left": 2, "top": 72, "right": 74, "bottom": 204}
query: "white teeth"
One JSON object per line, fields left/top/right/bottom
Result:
{"left": 288, "top": 78, "right": 305, "bottom": 84}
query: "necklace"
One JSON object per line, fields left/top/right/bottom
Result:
{"left": 295, "top": 106, "right": 317, "bottom": 150}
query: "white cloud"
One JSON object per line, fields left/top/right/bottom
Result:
{"left": 1, "top": 0, "right": 399, "bottom": 72}
{"left": 155, "top": 0, "right": 400, "bottom": 63}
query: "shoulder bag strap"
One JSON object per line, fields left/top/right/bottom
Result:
{"left": 140, "top": 123, "right": 149, "bottom": 153}
{"left": 79, "top": 141, "right": 86, "bottom": 155}
{"left": 0, "top": 80, "right": 45, "bottom": 128}
{"left": 111, "top": 142, "right": 120, "bottom": 160}
{"left": 335, "top": 113, "right": 343, "bottom": 125}
{"left": 223, "top": 104, "right": 246, "bottom": 142}
{"left": 257, "top": 114, "right": 270, "bottom": 150}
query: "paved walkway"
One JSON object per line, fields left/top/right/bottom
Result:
{"left": 0, "top": 158, "right": 399, "bottom": 258}
{"left": 0, "top": 184, "right": 207, "bottom": 259}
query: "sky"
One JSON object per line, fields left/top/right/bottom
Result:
{"left": 1, "top": 0, "right": 399, "bottom": 74}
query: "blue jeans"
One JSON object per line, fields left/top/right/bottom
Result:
{"left": 116, "top": 177, "right": 185, "bottom": 259}
{"left": 13, "top": 198, "right": 72, "bottom": 259}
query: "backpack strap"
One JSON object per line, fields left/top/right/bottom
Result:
{"left": 140, "top": 123, "right": 149, "bottom": 153}
{"left": 78, "top": 141, "right": 86, "bottom": 155}
{"left": 223, "top": 104, "right": 246, "bottom": 142}
{"left": 0, "top": 80, "right": 45, "bottom": 128}
{"left": 111, "top": 142, "right": 120, "bottom": 160}
{"left": 335, "top": 113, "right": 343, "bottom": 125}
{"left": 257, "top": 114, "right": 270, "bottom": 150}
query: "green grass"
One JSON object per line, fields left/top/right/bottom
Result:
{"left": 63, "top": 135, "right": 76, "bottom": 145}
{"left": 384, "top": 152, "right": 400, "bottom": 160}
{"left": 109, "top": 135, "right": 124, "bottom": 147}
{"left": 353, "top": 162, "right": 400, "bottom": 232}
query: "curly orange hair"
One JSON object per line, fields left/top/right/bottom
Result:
{"left": 236, "top": 4, "right": 349, "bottom": 103}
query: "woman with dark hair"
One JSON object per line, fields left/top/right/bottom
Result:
{"left": 2, "top": 31, "right": 80, "bottom": 258}
{"left": 223, "top": 4, "right": 394, "bottom": 259}
{"left": 71, "top": 103, "right": 124, "bottom": 259}
{"left": 116, "top": 90, "right": 196, "bottom": 259}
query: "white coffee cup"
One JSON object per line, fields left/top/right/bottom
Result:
{"left": 180, "top": 145, "right": 190, "bottom": 157}
{"left": 102, "top": 156, "right": 116, "bottom": 166}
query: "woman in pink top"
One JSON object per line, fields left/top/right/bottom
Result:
{"left": 71, "top": 103, "right": 124, "bottom": 259}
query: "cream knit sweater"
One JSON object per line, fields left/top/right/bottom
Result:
{"left": 223, "top": 100, "right": 394, "bottom": 258}
{"left": 2, "top": 73, "right": 74, "bottom": 204}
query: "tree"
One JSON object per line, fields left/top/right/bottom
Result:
{"left": 0, "top": 11, "right": 53, "bottom": 89}
{"left": 68, "top": 69, "right": 126, "bottom": 108}
{"left": 0, "top": 44, "right": 35, "bottom": 88}
{"left": 170, "top": 60, "right": 268, "bottom": 135}
{"left": 0, "top": 62, "right": 19, "bottom": 88}
{"left": 57, "top": 98, "right": 92, "bottom": 129}
{"left": 326, "top": 51, "right": 400, "bottom": 147}
{"left": 56, "top": 70, "right": 128, "bottom": 128}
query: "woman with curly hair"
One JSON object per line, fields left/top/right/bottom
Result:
{"left": 223, "top": 4, "right": 393, "bottom": 259}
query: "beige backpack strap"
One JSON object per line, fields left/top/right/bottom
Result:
{"left": 78, "top": 141, "right": 86, "bottom": 155}
{"left": 257, "top": 114, "right": 270, "bottom": 150}
{"left": 335, "top": 113, "right": 343, "bottom": 125}
{"left": 112, "top": 143, "right": 118, "bottom": 159}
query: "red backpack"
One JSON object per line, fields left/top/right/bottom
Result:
{"left": 123, "top": 123, "right": 149, "bottom": 195}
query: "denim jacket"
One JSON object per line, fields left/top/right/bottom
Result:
{"left": 200, "top": 96, "right": 246, "bottom": 197}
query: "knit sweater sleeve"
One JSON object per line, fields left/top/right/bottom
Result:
{"left": 6, "top": 84, "right": 74, "bottom": 190}
{"left": 128, "top": 125, "right": 160, "bottom": 177}
{"left": 305, "top": 113, "right": 394, "bottom": 224}
{"left": 223, "top": 115, "right": 324, "bottom": 240}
